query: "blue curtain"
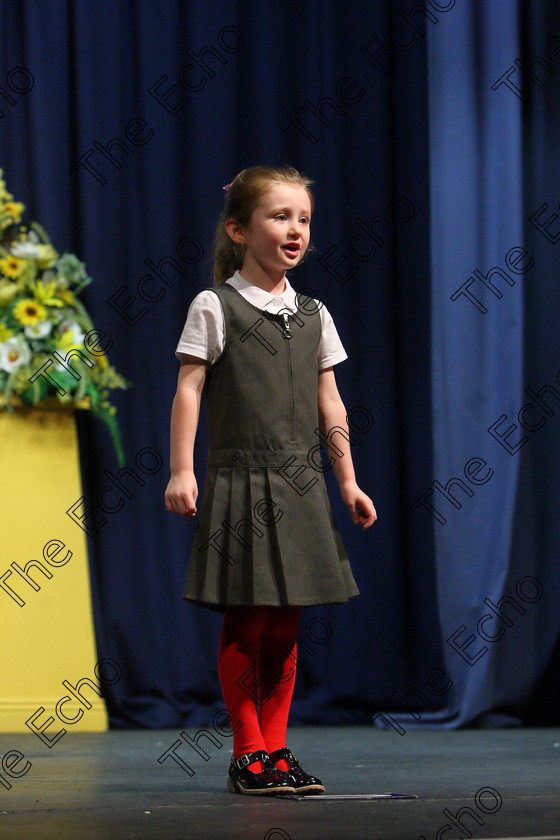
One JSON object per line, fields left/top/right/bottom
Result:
{"left": 1, "top": 0, "right": 558, "bottom": 729}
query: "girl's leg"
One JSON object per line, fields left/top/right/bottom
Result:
{"left": 257, "top": 605, "right": 302, "bottom": 772}
{"left": 217, "top": 605, "right": 269, "bottom": 772}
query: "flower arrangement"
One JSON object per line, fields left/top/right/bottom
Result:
{"left": 0, "top": 168, "right": 129, "bottom": 465}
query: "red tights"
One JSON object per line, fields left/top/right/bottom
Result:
{"left": 217, "top": 605, "right": 302, "bottom": 773}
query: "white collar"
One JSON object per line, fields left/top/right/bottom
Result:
{"left": 225, "top": 270, "right": 299, "bottom": 312}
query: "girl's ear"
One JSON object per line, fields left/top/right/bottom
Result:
{"left": 224, "top": 218, "right": 246, "bottom": 245}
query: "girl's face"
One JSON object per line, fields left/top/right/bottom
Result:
{"left": 237, "top": 184, "right": 312, "bottom": 274}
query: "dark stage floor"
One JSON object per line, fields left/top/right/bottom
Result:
{"left": 1, "top": 727, "right": 559, "bottom": 839}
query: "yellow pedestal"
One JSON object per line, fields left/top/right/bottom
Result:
{"left": 0, "top": 401, "right": 108, "bottom": 732}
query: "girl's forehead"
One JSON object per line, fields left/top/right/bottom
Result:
{"left": 259, "top": 183, "right": 311, "bottom": 209}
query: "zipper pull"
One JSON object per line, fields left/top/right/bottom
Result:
{"left": 278, "top": 312, "right": 292, "bottom": 339}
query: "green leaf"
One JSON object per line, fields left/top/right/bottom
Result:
{"left": 20, "top": 376, "right": 49, "bottom": 405}
{"left": 48, "top": 367, "right": 83, "bottom": 394}
{"left": 84, "top": 378, "right": 99, "bottom": 407}
{"left": 90, "top": 404, "right": 126, "bottom": 467}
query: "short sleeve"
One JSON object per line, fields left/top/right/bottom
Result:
{"left": 175, "top": 290, "right": 225, "bottom": 364}
{"left": 318, "top": 303, "right": 348, "bottom": 369}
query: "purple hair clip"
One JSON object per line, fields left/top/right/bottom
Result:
{"left": 223, "top": 181, "right": 233, "bottom": 193}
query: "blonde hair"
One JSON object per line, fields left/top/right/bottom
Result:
{"left": 213, "top": 165, "right": 315, "bottom": 286}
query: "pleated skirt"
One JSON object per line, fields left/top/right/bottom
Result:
{"left": 183, "top": 451, "right": 360, "bottom": 613}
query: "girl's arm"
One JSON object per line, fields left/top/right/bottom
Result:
{"left": 164, "top": 355, "right": 208, "bottom": 517}
{"left": 317, "top": 367, "right": 377, "bottom": 529}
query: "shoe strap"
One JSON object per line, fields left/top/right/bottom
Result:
{"left": 235, "top": 749, "right": 268, "bottom": 770}
{"left": 270, "top": 747, "right": 298, "bottom": 764}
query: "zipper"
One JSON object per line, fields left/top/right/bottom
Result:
{"left": 275, "top": 312, "right": 295, "bottom": 441}
{"left": 278, "top": 313, "right": 292, "bottom": 338}
{"left": 267, "top": 313, "right": 296, "bottom": 443}
{"left": 286, "top": 328, "right": 295, "bottom": 442}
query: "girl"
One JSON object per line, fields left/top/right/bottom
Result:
{"left": 165, "top": 165, "right": 376, "bottom": 796}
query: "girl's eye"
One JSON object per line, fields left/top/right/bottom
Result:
{"left": 274, "top": 213, "right": 309, "bottom": 223}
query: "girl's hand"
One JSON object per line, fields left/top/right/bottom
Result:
{"left": 340, "top": 481, "right": 377, "bottom": 529}
{"left": 165, "top": 470, "right": 198, "bottom": 518}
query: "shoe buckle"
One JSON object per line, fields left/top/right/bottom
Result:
{"left": 236, "top": 754, "right": 251, "bottom": 769}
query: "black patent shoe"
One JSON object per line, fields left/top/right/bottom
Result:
{"left": 227, "top": 749, "right": 296, "bottom": 795}
{"left": 269, "top": 747, "right": 325, "bottom": 795}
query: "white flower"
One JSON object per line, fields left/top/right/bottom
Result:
{"left": 9, "top": 241, "right": 42, "bottom": 259}
{"left": 0, "top": 336, "right": 31, "bottom": 372}
{"left": 52, "top": 319, "right": 87, "bottom": 372}
{"left": 58, "top": 319, "right": 85, "bottom": 345}
{"left": 24, "top": 320, "right": 53, "bottom": 339}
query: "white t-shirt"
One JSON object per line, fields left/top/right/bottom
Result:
{"left": 175, "top": 270, "right": 348, "bottom": 370}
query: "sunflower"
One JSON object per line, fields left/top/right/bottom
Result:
{"left": 13, "top": 298, "right": 48, "bottom": 326}
{"left": 0, "top": 255, "right": 25, "bottom": 279}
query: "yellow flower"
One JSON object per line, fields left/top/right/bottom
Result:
{"left": 57, "top": 288, "right": 75, "bottom": 305}
{"left": 0, "top": 280, "right": 18, "bottom": 306}
{"left": 56, "top": 332, "right": 80, "bottom": 351}
{"left": 0, "top": 171, "right": 15, "bottom": 203}
{"left": 0, "top": 200, "right": 25, "bottom": 226}
{"left": 35, "top": 244, "right": 58, "bottom": 269}
{"left": 95, "top": 353, "right": 109, "bottom": 370}
{"left": 30, "top": 279, "right": 65, "bottom": 308}
{"left": 0, "top": 255, "right": 25, "bottom": 279}
{"left": 55, "top": 321, "right": 85, "bottom": 353}
{"left": 13, "top": 298, "right": 47, "bottom": 325}
{"left": 0, "top": 324, "right": 13, "bottom": 342}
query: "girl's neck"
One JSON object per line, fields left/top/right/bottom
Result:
{"left": 238, "top": 262, "right": 287, "bottom": 296}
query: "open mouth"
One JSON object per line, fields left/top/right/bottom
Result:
{"left": 282, "top": 243, "right": 300, "bottom": 256}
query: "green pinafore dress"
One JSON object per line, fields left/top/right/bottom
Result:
{"left": 183, "top": 282, "right": 360, "bottom": 612}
